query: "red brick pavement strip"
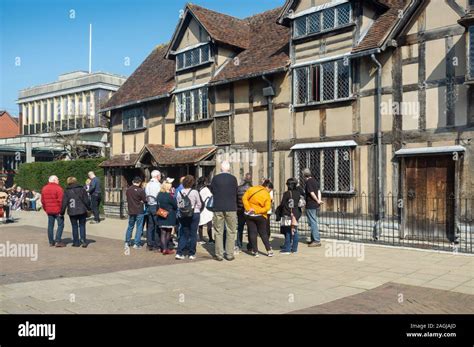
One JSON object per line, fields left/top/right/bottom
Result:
{"left": 0, "top": 226, "right": 213, "bottom": 285}
{"left": 290, "top": 282, "right": 474, "bottom": 314}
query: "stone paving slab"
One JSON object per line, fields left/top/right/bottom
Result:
{"left": 1, "top": 211, "right": 473, "bottom": 314}
{"left": 290, "top": 282, "right": 474, "bottom": 314}
{"left": 0, "top": 225, "right": 211, "bottom": 285}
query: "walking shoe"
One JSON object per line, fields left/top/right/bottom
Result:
{"left": 133, "top": 244, "right": 142, "bottom": 250}
{"left": 198, "top": 241, "right": 206, "bottom": 245}
{"left": 72, "top": 243, "right": 81, "bottom": 248}
{"left": 267, "top": 251, "right": 274, "bottom": 257}
{"left": 234, "top": 246, "right": 240, "bottom": 255}
{"left": 175, "top": 254, "right": 185, "bottom": 260}
{"left": 49, "top": 242, "right": 56, "bottom": 247}
{"left": 252, "top": 251, "right": 259, "bottom": 258}
{"left": 147, "top": 245, "right": 154, "bottom": 251}
{"left": 89, "top": 221, "right": 99, "bottom": 224}
{"left": 225, "top": 255, "right": 235, "bottom": 261}
{"left": 214, "top": 256, "right": 224, "bottom": 262}
{"left": 55, "top": 242, "right": 66, "bottom": 248}
{"left": 163, "top": 249, "right": 175, "bottom": 255}
{"left": 189, "top": 255, "right": 196, "bottom": 260}
{"left": 81, "top": 242, "right": 88, "bottom": 248}
{"left": 207, "top": 240, "right": 215, "bottom": 244}
{"left": 308, "top": 242, "right": 322, "bottom": 248}
{"left": 280, "top": 251, "right": 291, "bottom": 255}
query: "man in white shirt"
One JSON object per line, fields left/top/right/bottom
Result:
{"left": 145, "top": 170, "right": 161, "bottom": 250}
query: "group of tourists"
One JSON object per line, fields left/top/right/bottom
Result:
{"left": 39, "top": 171, "right": 102, "bottom": 248}
{"left": 25, "top": 160, "right": 323, "bottom": 260}
{"left": 123, "top": 161, "right": 324, "bottom": 261}
{"left": 0, "top": 182, "right": 42, "bottom": 223}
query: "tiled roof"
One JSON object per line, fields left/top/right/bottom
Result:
{"left": 210, "top": 7, "right": 290, "bottom": 84}
{"left": 100, "top": 153, "right": 140, "bottom": 168}
{"left": 353, "top": 0, "right": 412, "bottom": 53}
{"left": 188, "top": 4, "right": 250, "bottom": 50}
{"left": 145, "top": 144, "right": 216, "bottom": 166}
{"left": 103, "top": 44, "right": 175, "bottom": 110}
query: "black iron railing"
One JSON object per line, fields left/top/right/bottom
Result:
{"left": 270, "top": 193, "right": 473, "bottom": 254}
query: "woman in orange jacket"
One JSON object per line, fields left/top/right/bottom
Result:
{"left": 242, "top": 180, "right": 274, "bottom": 257}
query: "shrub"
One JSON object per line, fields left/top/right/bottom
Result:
{"left": 15, "top": 158, "right": 106, "bottom": 193}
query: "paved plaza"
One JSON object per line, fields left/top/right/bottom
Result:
{"left": 0, "top": 211, "right": 473, "bottom": 314}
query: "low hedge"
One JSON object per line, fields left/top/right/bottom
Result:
{"left": 15, "top": 158, "right": 106, "bottom": 192}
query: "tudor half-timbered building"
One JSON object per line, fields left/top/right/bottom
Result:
{"left": 101, "top": 0, "right": 474, "bottom": 252}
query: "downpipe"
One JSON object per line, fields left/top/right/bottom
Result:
{"left": 370, "top": 54, "right": 384, "bottom": 240}
{"left": 262, "top": 75, "right": 275, "bottom": 182}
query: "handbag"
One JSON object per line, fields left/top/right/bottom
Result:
{"left": 153, "top": 195, "right": 169, "bottom": 219}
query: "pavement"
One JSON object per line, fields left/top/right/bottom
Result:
{"left": 0, "top": 211, "right": 473, "bottom": 314}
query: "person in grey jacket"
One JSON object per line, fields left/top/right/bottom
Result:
{"left": 61, "top": 177, "right": 91, "bottom": 248}
{"left": 176, "top": 175, "right": 201, "bottom": 260}
{"left": 88, "top": 171, "right": 101, "bottom": 224}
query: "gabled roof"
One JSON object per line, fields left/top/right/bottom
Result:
{"left": 141, "top": 144, "right": 217, "bottom": 166}
{"left": 353, "top": 0, "right": 412, "bottom": 53}
{"left": 276, "top": 0, "right": 414, "bottom": 54}
{"left": 103, "top": 44, "right": 175, "bottom": 111}
{"left": 167, "top": 3, "right": 250, "bottom": 57}
{"left": 99, "top": 153, "right": 140, "bottom": 168}
{"left": 210, "top": 7, "right": 290, "bottom": 85}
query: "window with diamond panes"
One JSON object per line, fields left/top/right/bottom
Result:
{"left": 176, "top": 44, "right": 211, "bottom": 71}
{"left": 294, "top": 148, "right": 353, "bottom": 193}
{"left": 175, "top": 88, "right": 209, "bottom": 124}
{"left": 122, "top": 108, "right": 145, "bottom": 131}
{"left": 293, "top": 58, "right": 351, "bottom": 106}
{"left": 292, "top": 3, "right": 352, "bottom": 39}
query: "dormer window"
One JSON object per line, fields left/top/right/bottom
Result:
{"left": 176, "top": 43, "right": 211, "bottom": 71}
{"left": 293, "top": 2, "right": 352, "bottom": 39}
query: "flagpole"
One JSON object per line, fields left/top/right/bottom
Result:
{"left": 89, "top": 24, "right": 92, "bottom": 73}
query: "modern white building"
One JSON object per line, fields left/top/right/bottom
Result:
{"left": 14, "top": 71, "right": 126, "bottom": 160}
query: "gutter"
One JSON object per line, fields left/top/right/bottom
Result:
{"left": 99, "top": 93, "right": 171, "bottom": 113}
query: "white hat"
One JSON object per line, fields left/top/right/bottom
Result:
{"left": 165, "top": 177, "right": 175, "bottom": 184}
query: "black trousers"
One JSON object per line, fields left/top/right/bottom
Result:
{"left": 90, "top": 194, "right": 101, "bottom": 222}
{"left": 246, "top": 215, "right": 272, "bottom": 253}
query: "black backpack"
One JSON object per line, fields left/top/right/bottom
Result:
{"left": 178, "top": 190, "right": 194, "bottom": 218}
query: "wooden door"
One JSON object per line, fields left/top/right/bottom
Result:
{"left": 404, "top": 156, "right": 455, "bottom": 241}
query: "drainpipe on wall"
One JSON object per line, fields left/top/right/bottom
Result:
{"left": 370, "top": 54, "right": 384, "bottom": 239}
{"left": 262, "top": 75, "right": 276, "bottom": 183}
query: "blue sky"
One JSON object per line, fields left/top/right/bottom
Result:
{"left": 0, "top": 0, "right": 283, "bottom": 116}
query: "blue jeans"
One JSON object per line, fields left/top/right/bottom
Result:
{"left": 178, "top": 213, "right": 200, "bottom": 256}
{"left": 70, "top": 214, "right": 87, "bottom": 244}
{"left": 47, "top": 214, "right": 64, "bottom": 245}
{"left": 146, "top": 205, "right": 160, "bottom": 247}
{"left": 125, "top": 213, "right": 145, "bottom": 246}
{"left": 31, "top": 201, "right": 36, "bottom": 210}
{"left": 306, "top": 209, "right": 320, "bottom": 243}
{"left": 236, "top": 211, "right": 246, "bottom": 249}
{"left": 282, "top": 226, "right": 299, "bottom": 252}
